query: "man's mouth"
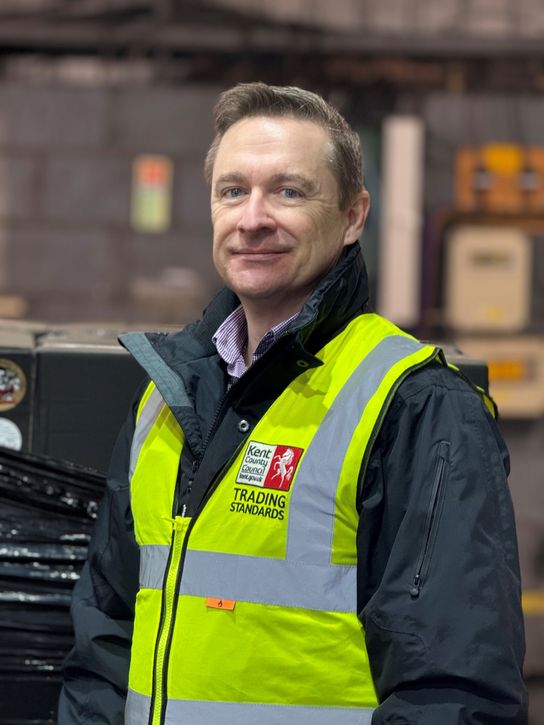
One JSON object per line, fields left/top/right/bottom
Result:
{"left": 233, "top": 249, "right": 289, "bottom": 256}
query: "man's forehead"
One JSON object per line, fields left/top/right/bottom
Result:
{"left": 222, "top": 115, "right": 329, "bottom": 148}
{"left": 213, "top": 116, "right": 333, "bottom": 172}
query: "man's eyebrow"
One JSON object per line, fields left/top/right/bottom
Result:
{"left": 213, "top": 173, "right": 247, "bottom": 194}
{"left": 215, "top": 173, "right": 246, "bottom": 186}
{"left": 269, "top": 173, "right": 319, "bottom": 194}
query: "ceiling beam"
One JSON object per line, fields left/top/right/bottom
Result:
{"left": 1, "top": 16, "right": 544, "bottom": 59}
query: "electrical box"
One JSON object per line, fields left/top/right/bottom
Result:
{"left": 444, "top": 225, "right": 533, "bottom": 332}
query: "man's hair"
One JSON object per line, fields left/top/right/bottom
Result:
{"left": 204, "top": 82, "right": 363, "bottom": 210}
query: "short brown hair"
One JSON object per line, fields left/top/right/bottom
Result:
{"left": 204, "top": 82, "right": 363, "bottom": 210}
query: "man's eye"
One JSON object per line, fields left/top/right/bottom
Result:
{"left": 280, "top": 188, "right": 302, "bottom": 199}
{"left": 223, "top": 187, "right": 245, "bottom": 199}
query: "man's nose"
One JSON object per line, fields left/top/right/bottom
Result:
{"left": 236, "top": 191, "right": 276, "bottom": 234}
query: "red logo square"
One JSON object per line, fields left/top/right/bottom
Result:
{"left": 263, "top": 445, "right": 304, "bottom": 491}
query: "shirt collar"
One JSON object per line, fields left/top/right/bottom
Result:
{"left": 212, "top": 305, "right": 297, "bottom": 381}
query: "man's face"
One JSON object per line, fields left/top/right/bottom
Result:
{"left": 211, "top": 116, "right": 368, "bottom": 313}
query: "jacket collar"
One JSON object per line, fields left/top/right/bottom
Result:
{"left": 290, "top": 242, "right": 369, "bottom": 353}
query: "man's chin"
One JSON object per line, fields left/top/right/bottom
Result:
{"left": 224, "top": 268, "right": 290, "bottom": 300}
{"left": 233, "top": 285, "right": 285, "bottom": 302}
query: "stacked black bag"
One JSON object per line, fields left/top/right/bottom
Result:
{"left": 0, "top": 448, "right": 104, "bottom": 724}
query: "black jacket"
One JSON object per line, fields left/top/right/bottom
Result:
{"left": 59, "top": 244, "right": 527, "bottom": 724}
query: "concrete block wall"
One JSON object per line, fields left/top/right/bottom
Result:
{"left": 0, "top": 82, "right": 223, "bottom": 324}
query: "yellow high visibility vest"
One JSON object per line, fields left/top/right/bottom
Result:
{"left": 125, "top": 313, "right": 438, "bottom": 725}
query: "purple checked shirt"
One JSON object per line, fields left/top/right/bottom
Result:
{"left": 212, "top": 305, "right": 297, "bottom": 384}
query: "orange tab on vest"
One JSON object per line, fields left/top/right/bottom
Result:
{"left": 206, "top": 598, "right": 236, "bottom": 611}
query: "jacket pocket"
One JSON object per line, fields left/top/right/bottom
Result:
{"left": 409, "top": 440, "right": 451, "bottom": 599}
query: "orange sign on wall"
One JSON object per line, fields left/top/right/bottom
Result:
{"left": 131, "top": 155, "right": 173, "bottom": 233}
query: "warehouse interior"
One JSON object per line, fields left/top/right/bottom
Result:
{"left": 0, "top": 0, "right": 543, "bottom": 722}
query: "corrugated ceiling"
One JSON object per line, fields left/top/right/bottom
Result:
{"left": 0, "top": 0, "right": 543, "bottom": 56}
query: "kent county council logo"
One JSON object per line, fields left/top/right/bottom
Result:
{"left": 236, "top": 441, "right": 304, "bottom": 491}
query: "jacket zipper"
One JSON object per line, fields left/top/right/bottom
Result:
{"left": 170, "top": 384, "right": 237, "bottom": 537}
{"left": 148, "top": 440, "right": 247, "bottom": 725}
{"left": 201, "top": 390, "right": 231, "bottom": 455}
{"left": 410, "top": 440, "right": 450, "bottom": 599}
{"left": 149, "top": 515, "right": 190, "bottom": 725}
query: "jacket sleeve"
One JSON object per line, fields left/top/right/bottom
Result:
{"left": 58, "top": 404, "right": 141, "bottom": 725}
{"left": 358, "top": 364, "right": 527, "bottom": 725}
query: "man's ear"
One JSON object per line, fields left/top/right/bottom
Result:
{"left": 342, "top": 190, "right": 371, "bottom": 246}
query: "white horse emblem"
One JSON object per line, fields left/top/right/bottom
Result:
{"left": 271, "top": 448, "right": 296, "bottom": 489}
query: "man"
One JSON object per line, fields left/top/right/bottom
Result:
{"left": 59, "top": 83, "right": 527, "bottom": 724}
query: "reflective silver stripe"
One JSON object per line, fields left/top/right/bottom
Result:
{"left": 165, "top": 699, "right": 374, "bottom": 725}
{"left": 183, "top": 550, "right": 356, "bottom": 612}
{"left": 126, "top": 688, "right": 373, "bottom": 724}
{"left": 130, "top": 386, "right": 165, "bottom": 480}
{"left": 121, "top": 331, "right": 192, "bottom": 411}
{"left": 287, "top": 334, "right": 425, "bottom": 564}
{"left": 138, "top": 545, "right": 355, "bottom": 612}
{"left": 140, "top": 544, "right": 170, "bottom": 590}
{"left": 125, "top": 688, "right": 151, "bottom": 725}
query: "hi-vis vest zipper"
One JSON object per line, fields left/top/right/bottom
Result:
{"left": 125, "top": 313, "right": 439, "bottom": 725}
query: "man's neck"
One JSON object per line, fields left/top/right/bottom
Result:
{"left": 243, "top": 301, "right": 303, "bottom": 363}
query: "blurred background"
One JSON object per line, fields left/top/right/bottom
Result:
{"left": 0, "top": 0, "right": 542, "bottom": 722}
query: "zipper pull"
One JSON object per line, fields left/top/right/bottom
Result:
{"left": 172, "top": 514, "right": 189, "bottom": 532}
{"left": 410, "top": 574, "right": 421, "bottom": 599}
{"left": 180, "top": 503, "right": 187, "bottom": 518}
{"left": 162, "top": 514, "right": 186, "bottom": 528}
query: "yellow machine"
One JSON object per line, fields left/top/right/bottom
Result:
{"left": 455, "top": 144, "right": 544, "bottom": 213}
